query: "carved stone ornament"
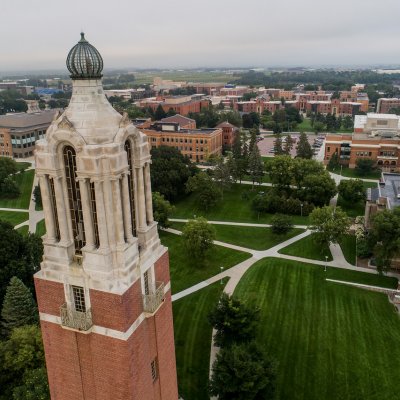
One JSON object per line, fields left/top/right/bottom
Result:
{"left": 57, "top": 115, "right": 75, "bottom": 131}
{"left": 119, "top": 112, "right": 130, "bottom": 128}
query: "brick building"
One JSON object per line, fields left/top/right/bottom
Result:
{"left": 376, "top": 98, "right": 400, "bottom": 114}
{"left": 142, "top": 121, "right": 222, "bottom": 162}
{"left": 216, "top": 121, "right": 239, "bottom": 148}
{"left": 0, "top": 128, "right": 12, "bottom": 157}
{"left": 140, "top": 95, "right": 209, "bottom": 116}
{"left": 0, "top": 110, "right": 56, "bottom": 158}
{"left": 34, "top": 33, "right": 178, "bottom": 400}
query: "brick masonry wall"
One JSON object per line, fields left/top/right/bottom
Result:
{"left": 90, "top": 279, "right": 142, "bottom": 332}
{"left": 36, "top": 249, "right": 178, "bottom": 399}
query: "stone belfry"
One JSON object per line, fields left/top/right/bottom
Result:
{"left": 34, "top": 33, "right": 178, "bottom": 400}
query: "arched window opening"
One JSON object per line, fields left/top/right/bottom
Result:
{"left": 89, "top": 181, "right": 100, "bottom": 248}
{"left": 124, "top": 140, "right": 136, "bottom": 237}
{"left": 63, "top": 145, "right": 86, "bottom": 254}
{"left": 49, "top": 177, "right": 61, "bottom": 241}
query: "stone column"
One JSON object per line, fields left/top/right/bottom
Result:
{"left": 93, "top": 180, "right": 109, "bottom": 250}
{"left": 121, "top": 173, "right": 134, "bottom": 242}
{"left": 144, "top": 163, "right": 154, "bottom": 224}
{"left": 53, "top": 175, "right": 70, "bottom": 243}
{"left": 78, "top": 177, "right": 95, "bottom": 250}
{"left": 38, "top": 175, "right": 56, "bottom": 241}
{"left": 103, "top": 178, "right": 116, "bottom": 248}
{"left": 111, "top": 176, "right": 125, "bottom": 246}
{"left": 136, "top": 166, "right": 147, "bottom": 230}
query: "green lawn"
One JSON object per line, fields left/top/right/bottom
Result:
{"left": 0, "top": 170, "right": 35, "bottom": 209}
{"left": 297, "top": 118, "right": 313, "bottom": 132}
{"left": 328, "top": 165, "right": 381, "bottom": 180}
{"left": 159, "top": 230, "right": 250, "bottom": 294}
{"left": 0, "top": 211, "right": 29, "bottom": 226}
{"left": 173, "top": 281, "right": 225, "bottom": 400}
{"left": 279, "top": 233, "right": 332, "bottom": 261}
{"left": 16, "top": 225, "right": 29, "bottom": 235}
{"left": 234, "top": 258, "right": 400, "bottom": 400}
{"left": 36, "top": 219, "right": 46, "bottom": 237}
{"left": 16, "top": 162, "right": 31, "bottom": 171}
{"left": 339, "top": 234, "right": 356, "bottom": 265}
{"left": 170, "top": 222, "right": 305, "bottom": 251}
{"left": 172, "top": 184, "right": 309, "bottom": 225}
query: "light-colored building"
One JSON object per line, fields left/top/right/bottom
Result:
{"left": 34, "top": 33, "right": 178, "bottom": 400}
{"left": 354, "top": 113, "right": 400, "bottom": 134}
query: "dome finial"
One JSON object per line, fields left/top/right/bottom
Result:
{"left": 66, "top": 33, "right": 103, "bottom": 80}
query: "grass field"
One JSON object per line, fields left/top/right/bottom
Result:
{"left": 36, "top": 219, "right": 46, "bottom": 237}
{"left": 133, "top": 71, "right": 233, "bottom": 85}
{"left": 328, "top": 165, "right": 381, "bottom": 180}
{"left": 16, "top": 225, "right": 29, "bottom": 235}
{"left": 339, "top": 234, "right": 356, "bottom": 265}
{"left": 172, "top": 184, "right": 309, "bottom": 225}
{"left": 0, "top": 170, "right": 34, "bottom": 209}
{"left": 173, "top": 281, "right": 225, "bottom": 400}
{"left": 279, "top": 233, "right": 333, "bottom": 261}
{"left": 16, "top": 162, "right": 31, "bottom": 171}
{"left": 159, "top": 230, "right": 250, "bottom": 294}
{"left": 234, "top": 258, "right": 399, "bottom": 400}
{"left": 170, "top": 222, "right": 305, "bottom": 251}
{"left": 0, "top": 211, "right": 29, "bottom": 226}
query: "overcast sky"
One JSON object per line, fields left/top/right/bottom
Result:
{"left": 2, "top": 0, "right": 400, "bottom": 71}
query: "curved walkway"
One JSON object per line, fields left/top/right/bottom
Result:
{"left": 5, "top": 163, "right": 44, "bottom": 234}
{"left": 166, "top": 221, "right": 400, "bottom": 383}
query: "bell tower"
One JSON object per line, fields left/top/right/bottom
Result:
{"left": 34, "top": 33, "right": 178, "bottom": 400}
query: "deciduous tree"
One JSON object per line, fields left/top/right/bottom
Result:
{"left": 152, "top": 192, "right": 175, "bottom": 229}
{"left": 186, "top": 172, "right": 222, "bottom": 211}
{"left": 209, "top": 342, "right": 276, "bottom": 400}
{"left": 309, "top": 206, "right": 350, "bottom": 247}
{"left": 182, "top": 217, "right": 216, "bottom": 264}
{"left": 208, "top": 293, "right": 260, "bottom": 347}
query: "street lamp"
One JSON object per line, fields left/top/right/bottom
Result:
{"left": 324, "top": 255, "right": 328, "bottom": 272}
{"left": 300, "top": 203, "right": 303, "bottom": 217}
{"left": 340, "top": 164, "right": 343, "bottom": 176}
{"left": 220, "top": 267, "right": 224, "bottom": 284}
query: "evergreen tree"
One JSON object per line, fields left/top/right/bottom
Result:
{"left": 232, "top": 131, "right": 242, "bottom": 161}
{"left": 273, "top": 133, "right": 284, "bottom": 155}
{"left": 283, "top": 134, "right": 294, "bottom": 155}
{"left": 328, "top": 152, "right": 340, "bottom": 170}
{"left": 213, "top": 157, "right": 233, "bottom": 196}
{"left": 1, "top": 277, "right": 38, "bottom": 333}
{"left": 249, "top": 128, "right": 257, "bottom": 151}
{"left": 296, "top": 132, "right": 313, "bottom": 159}
{"left": 226, "top": 153, "right": 239, "bottom": 183}
{"left": 33, "top": 185, "right": 42, "bottom": 210}
{"left": 248, "top": 143, "right": 264, "bottom": 188}
{"left": 154, "top": 104, "right": 167, "bottom": 120}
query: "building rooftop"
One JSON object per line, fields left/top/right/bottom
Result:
{"left": 216, "top": 121, "right": 237, "bottom": 129}
{"left": 160, "top": 114, "right": 195, "bottom": 125}
{"left": 380, "top": 173, "right": 400, "bottom": 209}
{"left": 0, "top": 110, "right": 57, "bottom": 129}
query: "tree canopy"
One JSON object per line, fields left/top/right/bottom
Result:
{"left": 182, "top": 218, "right": 216, "bottom": 264}
{"left": 208, "top": 293, "right": 260, "bottom": 348}
{"left": 209, "top": 342, "right": 276, "bottom": 400}
{"left": 309, "top": 206, "right": 350, "bottom": 247}
{"left": 150, "top": 146, "right": 197, "bottom": 200}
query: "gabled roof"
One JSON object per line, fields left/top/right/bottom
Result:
{"left": 216, "top": 121, "right": 236, "bottom": 129}
{"left": 160, "top": 114, "right": 195, "bottom": 125}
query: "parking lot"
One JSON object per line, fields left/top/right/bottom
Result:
{"left": 257, "top": 133, "right": 325, "bottom": 158}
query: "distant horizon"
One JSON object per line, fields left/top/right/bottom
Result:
{"left": 2, "top": 64, "right": 400, "bottom": 78}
